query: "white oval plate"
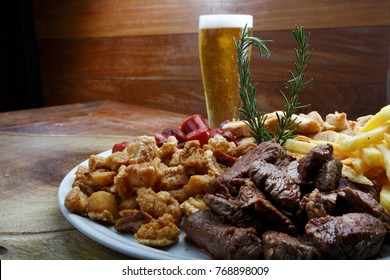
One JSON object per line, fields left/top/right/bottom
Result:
{"left": 58, "top": 150, "right": 390, "bottom": 260}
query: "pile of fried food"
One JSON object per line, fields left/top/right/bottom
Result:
{"left": 64, "top": 105, "right": 390, "bottom": 254}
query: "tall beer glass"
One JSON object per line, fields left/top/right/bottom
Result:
{"left": 199, "top": 14, "right": 253, "bottom": 128}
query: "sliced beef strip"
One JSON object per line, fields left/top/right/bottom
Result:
{"left": 314, "top": 158, "right": 342, "bottom": 191}
{"left": 299, "top": 188, "right": 338, "bottom": 220}
{"left": 203, "top": 192, "right": 262, "bottom": 231}
{"left": 262, "top": 231, "right": 322, "bottom": 260}
{"left": 238, "top": 183, "right": 297, "bottom": 234}
{"left": 337, "top": 177, "right": 381, "bottom": 201}
{"left": 206, "top": 142, "right": 287, "bottom": 195}
{"left": 249, "top": 160, "right": 301, "bottom": 209}
{"left": 183, "top": 210, "right": 263, "bottom": 260}
{"left": 337, "top": 187, "right": 390, "bottom": 236}
{"left": 305, "top": 213, "right": 387, "bottom": 259}
{"left": 298, "top": 144, "right": 333, "bottom": 182}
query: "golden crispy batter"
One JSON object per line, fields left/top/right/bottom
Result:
{"left": 203, "top": 149, "right": 226, "bottom": 176}
{"left": 323, "top": 112, "right": 352, "bottom": 133}
{"left": 134, "top": 214, "right": 180, "bottom": 247}
{"left": 126, "top": 136, "right": 158, "bottom": 164}
{"left": 180, "top": 195, "right": 209, "bottom": 216}
{"left": 182, "top": 171, "right": 215, "bottom": 198}
{"left": 118, "top": 195, "right": 139, "bottom": 211}
{"left": 158, "top": 136, "right": 179, "bottom": 165}
{"left": 205, "top": 134, "right": 236, "bottom": 155}
{"left": 105, "top": 151, "right": 129, "bottom": 172}
{"left": 89, "top": 155, "right": 109, "bottom": 172}
{"left": 156, "top": 165, "right": 189, "bottom": 191}
{"left": 115, "top": 209, "right": 153, "bottom": 233}
{"left": 114, "top": 162, "right": 157, "bottom": 199}
{"left": 86, "top": 191, "right": 119, "bottom": 224}
{"left": 72, "top": 166, "right": 96, "bottom": 196}
{"left": 136, "top": 187, "right": 182, "bottom": 225}
{"left": 222, "top": 120, "right": 252, "bottom": 137}
{"left": 88, "top": 170, "right": 116, "bottom": 186}
{"left": 64, "top": 186, "right": 88, "bottom": 216}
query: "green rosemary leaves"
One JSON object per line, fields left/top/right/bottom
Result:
{"left": 236, "top": 25, "right": 313, "bottom": 145}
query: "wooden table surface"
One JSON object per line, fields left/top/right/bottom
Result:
{"left": 0, "top": 100, "right": 189, "bottom": 259}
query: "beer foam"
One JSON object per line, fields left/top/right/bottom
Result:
{"left": 199, "top": 14, "right": 253, "bottom": 29}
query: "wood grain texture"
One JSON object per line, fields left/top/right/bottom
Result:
{"left": 33, "top": 0, "right": 390, "bottom": 38}
{"left": 32, "top": 0, "right": 390, "bottom": 121}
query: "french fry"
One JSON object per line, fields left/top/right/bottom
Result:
{"left": 359, "top": 104, "right": 390, "bottom": 133}
{"left": 339, "top": 124, "right": 390, "bottom": 153}
{"left": 351, "top": 158, "right": 370, "bottom": 174}
{"left": 283, "top": 138, "right": 316, "bottom": 154}
{"left": 360, "top": 146, "right": 383, "bottom": 167}
{"left": 342, "top": 165, "right": 373, "bottom": 186}
{"left": 377, "top": 144, "right": 390, "bottom": 180}
{"left": 379, "top": 184, "right": 390, "bottom": 212}
{"left": 384, "top": 133, "right": 390, "bottom": 148}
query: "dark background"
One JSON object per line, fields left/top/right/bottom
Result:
{"left": 0, "top": 1, "right": 42, "bottom": 112}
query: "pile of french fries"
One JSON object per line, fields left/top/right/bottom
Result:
{"left": 283, "top": 105, "right": 390, "bottom": 211}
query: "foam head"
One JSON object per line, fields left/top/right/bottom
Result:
{"left": 199, "top": 14, "right": 253, "bottom": 29}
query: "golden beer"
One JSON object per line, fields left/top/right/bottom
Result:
{"left": 199, "top": 14, "right": 253, "bottom": 128}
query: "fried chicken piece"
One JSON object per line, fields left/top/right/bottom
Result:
{"left": 182, "top": 171, "right": 215, "bottom": 198}
{"left": 323, "top": 112, "right": 352, "bottom": 133}
{"left": 115, "top": 209, "right": 153, "bottom": 233}
{"left": 105, "top": 151, "right": 129, "bottom": 172}
{"left": 126, "top": 136, "right": 158, "bottom": 164}
{"left": 180, "top": 195, "right": 209, "bottom": 216}
{"left": 64, "top": 186, "right": 88, "bottom": 216}
{"left": 134, "top": 214, "right": 180, "bottom": 247}
{"left": 158, "top": 136, "right": 179, "bottom": 165}
{"left": 89, "top": 155, "right": 109, "bottom": 172}
{"left": 136, "top": 187, "right": 182, "bottom": 225}
{"left": 114, "top": 162, "right": 157, "bottom": 199}
{"left": 86, "top": 191, "right": 119, "bottom": 224}
{"left": 156, "top": 165, "right": 189, "bottom": 191}
{"left": 72, "top": 166, "right": 95, "bottom": 196}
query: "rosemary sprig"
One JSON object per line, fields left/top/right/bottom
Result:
{"left": 234, "top": 25, "right": 272, "bottom": 144}
{"left": 275, "top": 26, "right": 313, "bottom": 145}
{"left": 235, "top": 25, "right": 313, "bottom": 145}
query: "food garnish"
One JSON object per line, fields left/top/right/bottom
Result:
{"left": 236, "top": 26, "right": 313, "bottom": 145}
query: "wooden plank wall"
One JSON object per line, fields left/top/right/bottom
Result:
{"left": 33, "top": 0, "right": 390, "bottom": 120}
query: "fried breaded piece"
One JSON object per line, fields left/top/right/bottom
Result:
{"left": 115, "top": 209, "right": 153, "bottom": 233}
{"left": 134, "top": 214, "right": 180, "bottom": 247}
{"left": 118, "top": 195, "right": 139, "bottom": 211}
{"left": 105, "top": 151, "right": 129, "bottom": 172}
{"left": 205, "top": 134, "right": 236, "bottom": 155}
{"left": 182, "top": 171, "right": 215, "bottom": 198}
{"left": 136, "top": 187, "right": 181, "bottom": 225}
{"left": 323, "top": 112, "right": 352, "bottom": 133}
{"left": 89, "top": 155, "right": 109, "bottom": 172}
{"left": 72, "top": 166, "right": 95, "bottom": 196}
{"left": 64, "top": 186, "right": 88, "bottom": 216}
{"left": 86, "top": 191, "right": 119, "bottom": 224}
{"left": 156, "top": 165, "right": 189, "bottom": 191}
{"left": 180, "top": 196, "right": 209, "bottom": 216}
{"left": 126, "top": 136, "right": 158, "bottom": 164}
{"left": 88, "top": 170, "right": 116, "bottom": 186}
{"left": 158, "top": 136, "right": 179, "bottom": 165}
{"left": 203, "top": 149, "right": 225, "bottom": 176}
{"left": 114, "top": 162, "right": 157, "bottom": 199}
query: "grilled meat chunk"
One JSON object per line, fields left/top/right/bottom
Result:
{"left": 305, "top": 213, "right": 386, "bottom": 259}
{"left": 262, "top": 231, "right": 322, "bottom": 260}
{"left": 183, "top": 210, "right": 263, "bottom": 259}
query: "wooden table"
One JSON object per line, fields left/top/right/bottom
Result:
{"left": 0, "top": 100, "right": 188, "bottom": 259}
